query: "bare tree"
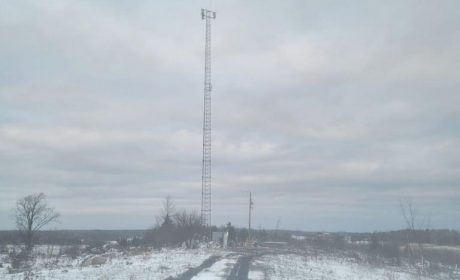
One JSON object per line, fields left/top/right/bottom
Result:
{"left": 174, "top": 209, "right": 203, "bottom": 248}
{"left": 15, "top": 193, "right": 60, "bottom": 251}
{"left": 400, "top": 199, "right": 428, "bottom": 270}
{"left": 146, "top": 195, "right": 178, "bottom": 248}
{"left": 400, "top": 200, "right": 418, "bottom": 233}
{"left": 145, "top": 196, "right": 203, "bottom": 248}
{"left": 156, "top": 195, "right": 175, "bottom": 227}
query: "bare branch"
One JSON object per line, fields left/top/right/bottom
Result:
{"left": 14, "top": 193, "right": 60, "bottom": 250}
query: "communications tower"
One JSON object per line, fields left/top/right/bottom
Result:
{"left": 201, "top": 8, "right": 216, "bottom": 229}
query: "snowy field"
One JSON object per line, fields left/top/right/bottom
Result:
{"left": 1, "top": 246, "right": 459, "bottom": 280}
{"left": 0, "top": 248, "right": 214, "bottom": 280}
{"left": 249, "top": 254, "right": 457, "bottom": 280}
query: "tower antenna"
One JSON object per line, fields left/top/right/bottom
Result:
{"left": 200, "top": 8, "right": 216, "bottom": 232}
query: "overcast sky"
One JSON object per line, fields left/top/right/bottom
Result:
{"left": 0, "top": 0, "right": 459, "bottom": 232}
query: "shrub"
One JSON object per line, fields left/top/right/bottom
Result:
{"left": 62, "top": 245, "right": 80, "bottom": 259}
{"left": 9, "top": 250, "right": 28, "bottom": 269}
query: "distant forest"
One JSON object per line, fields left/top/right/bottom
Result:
{"left": 1, "top": 229, "right": 459, "bottom": 247}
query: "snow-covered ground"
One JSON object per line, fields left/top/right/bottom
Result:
{"left": 2, "top": 247, "right": 459, "bottom": 280}
{"left": 191, "top": 254, "right": 239, "bottom": 280}
{"left": 248, "top": 270, "right": 264, "bottom": 280}
{"left": 250, "top": 254, "right": 456, "bottom": 280}
{"left": 0, "top": 248, "right": 214, "bottom": 280}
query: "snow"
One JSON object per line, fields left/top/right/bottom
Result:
{"left": 248, "top": 270, "right": 264, "bottom": 280}
{"left": 1, "top": 248, "right": 213, "bottom": 280}
{"left": 191, "top": 254, "right": 238, "bottom": 280}
{"left": 255, "top": 254, "right": 437, "bottom": 280}
{"left": 1, "top": 246, "right": 458, "bottom": 280}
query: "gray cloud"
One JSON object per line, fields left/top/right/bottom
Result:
{"left": 0, "top": 0, "right": 459, "bottom": 231}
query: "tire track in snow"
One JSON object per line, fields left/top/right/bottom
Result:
{"left": 190, "top": 254, "right": 240, "bottom": 280}
{"left": 165, "top": 255, "right": 221, "bottom": 280}
{"left": 227, "top": 255, "right": 252, "bottom": 280}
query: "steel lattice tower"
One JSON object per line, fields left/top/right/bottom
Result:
{"left": 201, "top": 8, "right": 215, "bottom": 229}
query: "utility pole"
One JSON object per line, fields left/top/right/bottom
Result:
{"left": 248, "top": 192, "right": 254, "bottom": 243}
{"left": 200, "top": 8, "right": 216, "bottom": 234}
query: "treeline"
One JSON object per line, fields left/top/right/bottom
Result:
{"left": 0, "top": 230, "right": 146, "bottom": 246}
{"left": 2, "top": 228, "right": 458, "bottom": 248}
{"left": 349, "top": 229, "right": 460, "bottom": 246}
